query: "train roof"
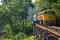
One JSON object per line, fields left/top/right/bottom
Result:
{"left": 41, "top": 9, "right": 55, "bottom": 14}
{"left": 33, "top": 9, "right": 55, "bottom": 16}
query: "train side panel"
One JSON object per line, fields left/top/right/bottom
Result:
{"left": 43, "top": 14, "right": 56, "bottom": 26}
{"left": 43, "top": 14, "right": 56, "bottom": 21}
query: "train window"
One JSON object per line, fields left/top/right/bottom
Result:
{"left": 44, "top": 11, "right": 55, "bottom": 14}
{"left": 47, "top": 11, "right": 52, "bottom": 14}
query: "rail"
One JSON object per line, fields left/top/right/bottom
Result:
{"left": 35, "top": 24, "right": 60, "bottom": 37}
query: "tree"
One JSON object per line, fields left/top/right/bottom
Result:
{"left": 34, "top": 0, "right": 58, "bottom": 11}
{"left": 52, "top": 0, "right": 60, "bottom": 15}
{"left": 0, "top": 0, "right": 29, "bottom": 36}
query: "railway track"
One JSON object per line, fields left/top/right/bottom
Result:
{"left": 33, "top": 23, "right": 60, "bottom": 40}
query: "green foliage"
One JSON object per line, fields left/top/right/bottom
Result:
{"left": 35, "top": 0, "right": 57, "bottom": 10}
{"left": 2, "top": 33, "right": 35, "bottom": 40}
{"left": 0, "top": 0, "right": 33, "bottom": 40}
{"left": 52, "top": 0, "right": 60, "bottom": 15}
{"left": 24, "top": 36, "right": 35, "bottom": 40}
{"left": 35, "top": 0, "right": 49, "bottom": 11}
{"left": 0, "top": 21, "right": 33, "bottom": 40}
{"left": 13, "top": 32, "right": 27, "bottom": 40}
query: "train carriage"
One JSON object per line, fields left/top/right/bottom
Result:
{"left": 36, "top": 10, "right": 56, "bottom": 26}
{"left": 42, "top": 10, "right": 56, "bottom": 26}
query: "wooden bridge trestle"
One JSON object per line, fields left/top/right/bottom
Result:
{"left": 33, "top": 24, "right": 60, "bottom": 40}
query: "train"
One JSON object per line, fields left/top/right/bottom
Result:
{"left": 33, "top": 9, "right": 56, "bottom": 26}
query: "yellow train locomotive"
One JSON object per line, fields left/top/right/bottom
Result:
{"left": 33, "top": 10, "right": 56, "bottom": 26}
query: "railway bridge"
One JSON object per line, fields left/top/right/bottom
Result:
{"left": 33, "top": 24, "right": 60, "bottom": 40}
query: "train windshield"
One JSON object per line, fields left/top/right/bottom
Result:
{"left": 45, "top": 11, "right": 55, "bottom": 14}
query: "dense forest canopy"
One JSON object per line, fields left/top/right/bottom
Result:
{"left": 0, "top": 0, "right": 34, "bottom": 40}
{"left": 34, "top": 0, "right": 60, "bottom": 15}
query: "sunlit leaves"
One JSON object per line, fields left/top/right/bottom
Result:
{"left": 52, "top": 0, "right": 60, "bottom": 15}
{"left": 0, "top": 0, "right": 33, "bottom": 40}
